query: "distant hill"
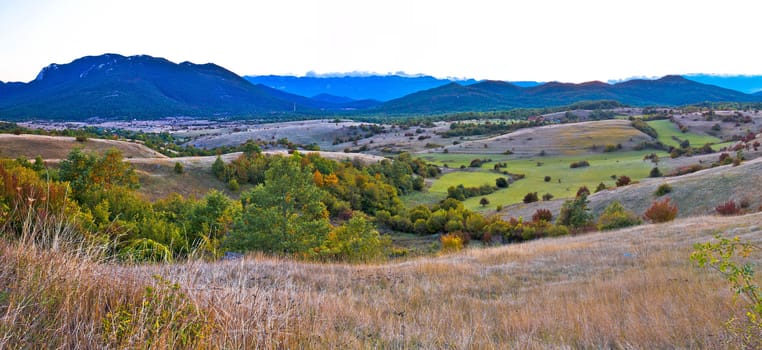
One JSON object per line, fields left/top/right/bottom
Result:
{"left": 684, "top": 74, "right": 762, "bottom": 94}
{"left": 244, "top": 74, "right": 479, "bottom": 101}
{"left": 0, "top": 54, "right": 337, "bottom": 120}
{"left": 377, "top": 75, "right": 762, "bottom": 114}
{"left": 2, "top": 54, "right": 761, "bottom": 120}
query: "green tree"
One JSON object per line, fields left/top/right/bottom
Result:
{"left": 558, "top": 193, "right": 592, "bottom": 229}
{"left": 224, "top": 155, "right": 330, "bottom": 256}
{"left": 212, "top": 155, "right": 226, "bottom": 180}
{"left": 320, "top": 215, "right": 389, "bottom": 262}
{"left": 174, "top": 161, "right": 184, "bottom": 174}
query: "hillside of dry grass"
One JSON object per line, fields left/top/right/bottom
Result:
{"left": 0, "top": 134, "right": 167, "bottom": 159}
{"left": 3, "top": 212, "right": 760, "bottom": 348}
{"left": 438, "top": 120, "right": 653, "bottom": 157}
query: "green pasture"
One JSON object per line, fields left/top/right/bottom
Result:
{"left": 647, "top": 119, "right": 721, "bottom": 148}
{"left": 416, "top": 153, "right": 508, "bottom": 168}
{"left": 412, "top": 150, "right": 670, "bottom": 212}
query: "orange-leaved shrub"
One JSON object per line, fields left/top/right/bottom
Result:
{"left": 643, "top": 198, "right": 678, "bottom": 223}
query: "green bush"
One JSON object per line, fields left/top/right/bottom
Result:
{"left": 523, "top": 192, "right": 539, "bottom": 203}
{"left": 654, "top": 183, "right": 672, "bottom": 196}
{"left": 597, "top": 201, "right": 642, "bottom": 230}
{"left": 558, "top": 193, "right": 592, "bottom": 229}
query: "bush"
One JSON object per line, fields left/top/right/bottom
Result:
{"left": 173, "top": 162, "right": 184, "bottom": 174}
{"left": 615, "top": 175, "right": 631, "bottom": 187}
{"left": 523, "top": 192, "right": 539, "bottom": 203}
{"left": 542, "top": 193, "right": 554, "bottom": 201}
{"left": 75, "top": 135, "right": 88, "bottom": 142}
{"left": 715, "top": 200, "right": 742, "bottom": 216}
{"left": 654, "top": 183, "right": 672, "bottom": 197}
{"left": 570, "top": 160, "right": 590, "bottom": 168}
{"left": 532, "top": 208, "right": 553, "bottom": 223}
{"left": 546, "top": 224, "right": 570, "bottom": 237}
{"left": 603, "top": 144, "right": 618, "bottom": 152}
{"left": 495, "top": 177, "right": 509, "bottom": 188}
{"left": 544, "top": 176, "right": 551, "bottom": 182}
{"left": 440, "top": 233, "right": 464, "bottom": 253}
{"left": 576, "top": 186, "right": 590, "bottom": 198}
{"left": 597, "top": 201, "right": 642, "bottom": 230}
{"left": 644, "top": 198, "right": 678, "bottom": 223}
{"left": 227, "top": 179, "right": 240, "bottom": 191}
{"left": 479, "top": 197, "right": 490, "bottom": 207}
{"left": 594, "top": 182, "right": 607, "bottom": 193}
{"left": 558, "top": 193, "right": 592, "bottom": 229}
{"left": 649, "top": 167, "right": 662, "bottom": 177}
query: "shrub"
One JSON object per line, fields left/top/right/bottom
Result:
{"left": 173, "top": 162, "right": 184, "bottom": 174}
{"left": 594, "top": 182, "right": 607, "bottom": 193}
{"left": 654, "top": 183, "right": 672, "bottom": 196}
{"left": 532, "top": 208, "right": 553, "bottom": 223}
{"left": 570, "top": 160, "right": 590, "bottom": 168}
{"left": 469, "top": 159, "right": 484, "bottom": 167}
{"left": 597, "top": 201, "right": 642, "bottom": 230}
{"left": 558, "top": 193, "right": 592, "bottom": 229}
{"left": 495, "top": 177, "right": 509, "bottom": 188}
{"left": 544, "top": 176, "right": 551, "bottom": 182}
{"left": 523, "top": 192, "right": 539, "bottom": 203}
{"left": 576, "top": 186, "right": 590, "bottom": 198}
{"left": 227, "top": 179, "right": 240, "bottom": 191}
{"left": 603, "top": 144, "right": 618, "bottom": 152}
{"left": 715, "top": 200, "right": 742, "bottom": 216}
{"left": 440, "top": 233, "right": 464, "bottom": 253}
{"left": 615, "top": 175, "right": 631, "bottom": 187}
{"left": 644, "top": 198, "right": 678, "bottom": 223}
{"left": 479, "top": 197, "right": 490, "bottom": 207}
{"left": 75, "top": 135, "right": 88, "bottom": 142}
{"left": 649, "top": 167, "right": 662, "bottom": 177}
{"left": 542, "top": 193, "right": 554, "bottom": 201}
{"left": 546, "top": 224, "right": 570, "bottom": 237}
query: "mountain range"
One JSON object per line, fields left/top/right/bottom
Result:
{"left": 1, "top": 54, "right": 761, "bottom": 120}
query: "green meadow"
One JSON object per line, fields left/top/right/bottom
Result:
{"left": 647, "top": 119, "right": 721, "bottom": 148}
{"left": 412, "top": 150, "right": 670, "bottom": 212}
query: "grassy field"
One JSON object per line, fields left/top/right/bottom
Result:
{"left": 417, "top": 150, "right": 669, "bottom": 212}
{"left": 647, "top": 119, "right": 721, "bottom": 148}
{"left": 0, "top": 134, "right": 167, "bottom": 159}
{"left": 438, "top": 120, "right": 652, "bottom": 157}
{"left": 4, "top": 212, "right": 760, "bottom": 348}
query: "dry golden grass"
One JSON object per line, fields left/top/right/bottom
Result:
{"left": 441, "top": 120, "right": 652, "bottom": 156}
{"left": 2, "top": 213, "right": 761, "bottom": 348}
{"left": 0, "top": 134, "right": 166, "bottom": 159}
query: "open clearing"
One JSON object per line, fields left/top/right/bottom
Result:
{"left": 0, "top": 134, "right": 166, "bottom": 159}
{"left": 8, "top": 212, "right": 759, "bottom": 348}
{"left": 418, "top": 150, "right": 670, "bottom": 211}
{"left": 436, "top": 119, "right": 653, "bottom": 157}
{"left": 647, "top": 119, "right": 722, "bottom": 148}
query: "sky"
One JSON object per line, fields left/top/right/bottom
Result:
{"left": 0, "top": 0, "right": 759, "bottom": 83}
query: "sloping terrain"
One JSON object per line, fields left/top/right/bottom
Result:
{"left": 499, "top": 156, "right": 762, "bottom": 221}
{"left": 437, "top": 119, "right": 653, "bottom": 156}
{"left": 6, "top": 211, "right": 759, "bottom": 348}
{"left": 0, "top": 134, "right": 166, "bottom": 159}
{"left": 379, "top": 76, "right": 762, "bottom": 114}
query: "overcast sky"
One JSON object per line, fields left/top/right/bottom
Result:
{"left": 0, "top": 0, "right": 758, "bottom": 83}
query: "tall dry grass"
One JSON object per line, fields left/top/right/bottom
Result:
{"left": 2, "top": 212, "right": 761, "bottom": 348}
